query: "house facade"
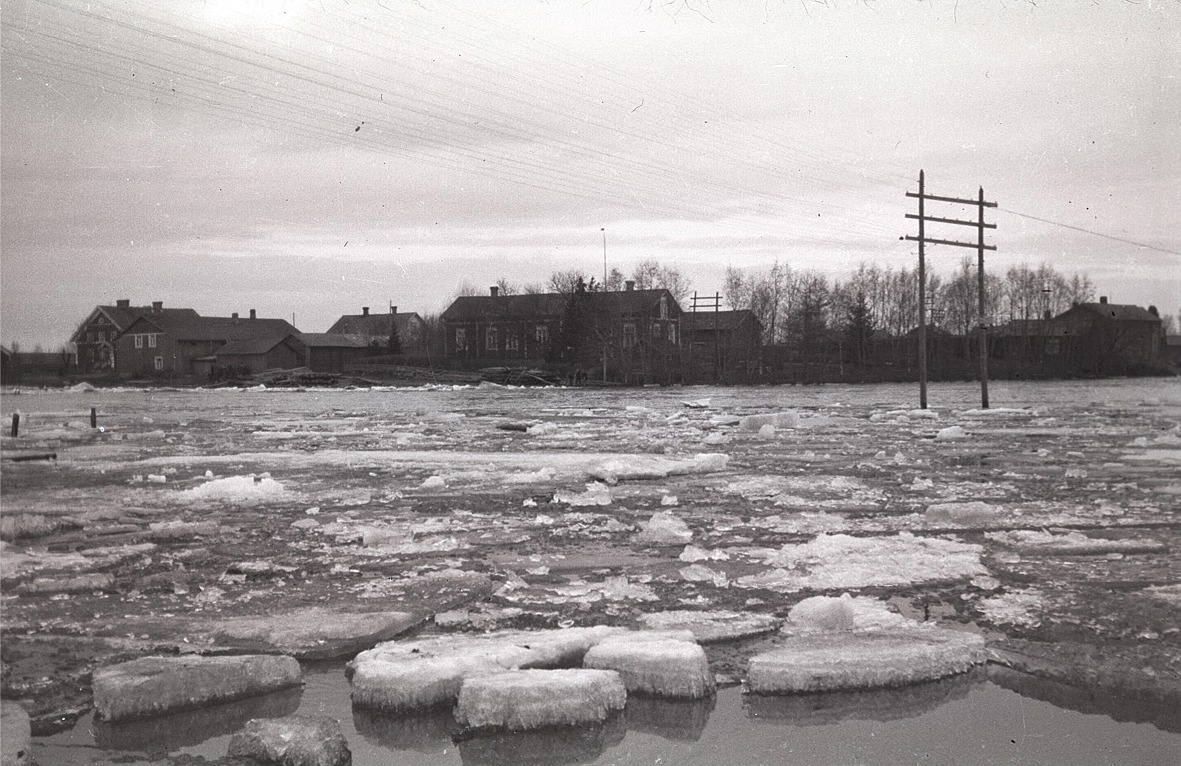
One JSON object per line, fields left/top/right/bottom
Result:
{"left": 440, "top": 283, "right": 684, "bottom": 383}
{"left": 325, "top": 306, "right": 427, "bottom": 354}
{"left": 1048, "top": 298, "right": 1164, "bottom": 370}
{"left": 70, "top": 300, "right": 200, "bottom": 373}
{"left": 113, "top": 310, "right": 299, "bottom": 378}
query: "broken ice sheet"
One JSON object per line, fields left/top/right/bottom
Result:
{"left": 737, "top": 533, "right": 986, "bottom": 591}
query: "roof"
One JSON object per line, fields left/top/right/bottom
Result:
{"left": 298, "top": 332, "right": 370, "bottom": 348}
{"left": 682, "top": 309, "right": 760, "bottom": 332}
{"left": 1067, "top": 302, "right": 1162, "bottom": 323}
{"left": 71, "top": 305, "right": 200, "bottom": 343}
{"left": 325, "top": 312, "right": 423, "bottom": 336}
{"left": 441, "top": 288, "right": 677, "bottom": 321}
{"left": 122, "top": 314, "right": 299, "bottom": 343}
{"left": 442, "top": 293, "right": 569, "bottom": 321}
{"left": 216, "top": 334, "right": 304, "bottom": 356}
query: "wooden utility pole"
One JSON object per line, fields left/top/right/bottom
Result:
{"left": 905, "top": 171, "right": 997, "bottom": 409}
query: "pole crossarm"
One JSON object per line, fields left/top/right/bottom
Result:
{"left": 904, "top": 235, "right": 996, "bottom": 251}
{"left": 905, "top": 213, "right": 996, "bottom": 229}
{"left": 905, "top": 191, "right": 997, "bottom": 207}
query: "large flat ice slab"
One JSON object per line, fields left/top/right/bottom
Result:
{"left": 748, "top": 630, "right": 986, "bottom": 693}
{"left": 455, "top": 669, "right": 626, "bottom": 730}
{"left": 738, "top": 532, "right": 986, "bottom": 591}
{"left": 349, "top": 626, "right": 623, "bottom": 711}
{"left": 583, "top": 636, "right": 715, "bottom": 699}
{"left": 92, "top": 655, "right": 303, "bottom": 721}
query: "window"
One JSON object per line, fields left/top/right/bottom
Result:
{"left": 147, "top": 334, "right": 157, "bottom": 348}
{"left": 535, "top": 325, "right": 549, "bottom": 345}
{"left": 455, "top": 327, "right": 467, "bottom": 351}
{"left": 134, "top": 334, "right": 144, "bottom": 349}
{"left": 1046, "top": 338, "right": 1060, "bottom": 356}
{"left": 486, "top": 326, "right": 498, "bottom": 352}
{"left": 507, "top": 333, "right": 519, "bottom": 353}
{"left": 659, "top": 296, "right": 669, "bottom": 320}
{"left": 154, "top": 356, "right": 164, "bottom": 371}
{"left": 669, "top": 323, "right": 678, "bottom": 345}
{"left": 623, "top": 322, "right": 637, "bottom": 349}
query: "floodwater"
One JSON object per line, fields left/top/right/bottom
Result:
{"left": 5, "top": 377, "right": 1180, "bottom": 765}
{"left": 37, "top": 662, "right": 1180, "bottom": 765}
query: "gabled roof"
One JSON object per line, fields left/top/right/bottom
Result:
{"left": 121, "top": 314, "right": 299, "bottom": 343}
{"left": 298, "top": 332, "right": 371, "bottom": 348}
{"left": 325, "top": 312, "right": 423, "bottom": 336}
{"left": 71, "top": 305, "right": 200, "bottom": 343}
{"left": 441, "top": 288, "right": 679, "bottom": 321}
{"left": 216, "top": 334, "right": 305, "bottom": 356}
{"left": 1067, "top": 302, "right": 1161, "bottom": 322}
{"left": 587, "top": 288, "right": 679, "bottom": 316}
{"left": 442, "top": 293, "right": 569, "bottom": 321}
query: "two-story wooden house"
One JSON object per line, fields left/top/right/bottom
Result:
{"left": 440, "top": 283, "right": 685, "bottom": 383}
{"left": 71, "top": 300, "right": 200, "bottom": 373}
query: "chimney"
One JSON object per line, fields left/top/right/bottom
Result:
{"left": 1043, "top": 309, "right": 1052, "bottom": 320}
{"left": 362, "top": 307, "right": 370, "bottom": 316}
{"left": 390, "top": 305, "right": 397, "bottom": 315}
{"left": 625, "top": 280, "right": 635, "bottom": 292}
{"left": 232, "top": 312, "right": 239, "bottom": 320}
{"left": 1149, "top": 305, "right": 1159, "bottom": 317}
{"left": 116, "top": 299, "right": 130, "bottom": 308}
{"left": 152, "top": 301, "right": 163, "bottom": 311}
{"left": 1099, "top": 296, "right": 1108, "bottom": 304}
{"left": 249, "top": 309, "right": 256, "bottom": 320}
{"left": 490, "top": 286, "right": 499, "bottom": 297}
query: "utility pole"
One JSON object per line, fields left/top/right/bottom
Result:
{"left": 601, "top": 228, "right": 607, "bottom": 289}
{"left": 905, "top": 170, "right": 997, "bottom": 409}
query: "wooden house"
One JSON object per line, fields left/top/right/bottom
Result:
{"left": 1048, "top": 298, "right": 1164, "bottom": 367}
{"left": 440, "top": 283, "right": 684, "bottom": 383}
{"left": 325, "top": 306, "right": 427, "bottom": 354}
{"left": 70, "top": 300, "right": 200, "bottom": 373}
{"left": 113, "top": 310, "right": 299, "bottom": 378}
{"left": 298, "top": 333, "right": 370, "bottom": 373}
{"left": 214, "top": 334, "right": 306, "bottom": 375}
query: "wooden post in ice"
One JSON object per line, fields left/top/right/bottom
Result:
{"left": 10, "top": 413, "right": 19, "bottom": 437}
{"left": 90, "top": 407, "right": 98, "bottom": 428}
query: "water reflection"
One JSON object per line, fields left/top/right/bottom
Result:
{"left": 745, "top": 669, "right": 981, "bottom": 726}
{"left": 624, "top": 693, "right": 715, "bottom": 741}
{"left": 988, "top": 665, "right": 1181, "bottom": 734}
{"left": 352, "top": 704, "right": 460, "bottom": 754}
{"left": 456, "top": 714, "right": 625, "bottom": 766}
{"left": 92, "top": 687, "right": 302, "bottom": 751}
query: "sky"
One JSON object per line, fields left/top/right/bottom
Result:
{"left": 1, "top": 0, "right": 1179, "bottom": 349}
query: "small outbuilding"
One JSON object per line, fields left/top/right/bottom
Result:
{"left": 298, "top": 333, "right": 370, "bottom": 373}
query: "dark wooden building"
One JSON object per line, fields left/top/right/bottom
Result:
{"left": 70, "top": 300, "right": 200, "bottom": 373}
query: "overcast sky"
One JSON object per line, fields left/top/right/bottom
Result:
{"left": 2, "top": 0, "right": 1178, "bottom": 348}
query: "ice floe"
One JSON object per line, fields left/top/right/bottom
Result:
{"left": 455, "top": 669, "right": 626, "bottom": 731}
{"left": 176, "top": 474, "right": 285, "bottom": 504}
{"left": 583, "top": 634, "right": 715, "bottom": 699}
{"left": 737, "top": 532, "right": 986, "bottom": 591}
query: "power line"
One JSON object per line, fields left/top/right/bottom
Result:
{"left": 999, "top": 207, "right": 1181, "bottom": 257}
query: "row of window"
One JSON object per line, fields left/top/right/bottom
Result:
{"left": 455, "top": 325, "right": 550, "bottom": 351}
{"left": 132, "top": 333, "right": 160, "bottom": 349}
{"left": 453, "top": 322, "right": 677, "bottom": 351}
